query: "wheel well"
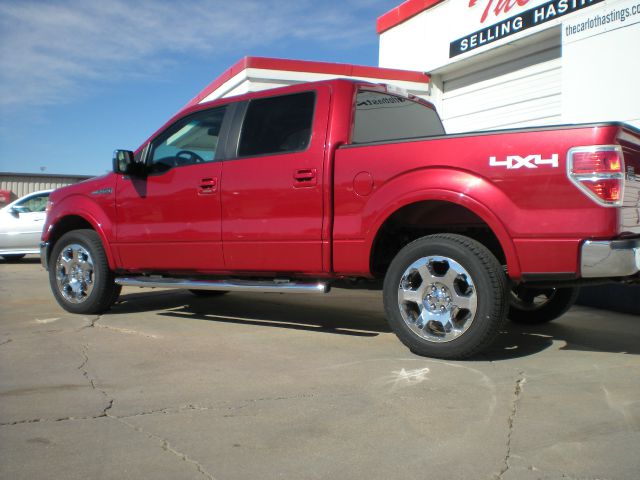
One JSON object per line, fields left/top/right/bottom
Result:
{"left": 47, "top": 216, "right": 94, "bottom": 261}
{"left": 370, "top": 201, "right": 506, "bottom": 278}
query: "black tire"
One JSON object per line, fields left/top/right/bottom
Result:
{"left": 110, "top": 284, "right": 123, "bottom": 305}
{"left": 188, "top": 289, "right": 228, "bottom": 297}
{"left": 2, "top": 254, "right": 26, "bottom": 262}
{"left": 383, "top": 234, "right": 508, "bottom": 360}
{"left": 48, "top": 229, "right": 119, "bottom": 314}
{"left": 508, "top": 286, "right": 579, "bottom": 324}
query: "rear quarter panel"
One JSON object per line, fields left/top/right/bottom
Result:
{"left": 333, "top": 125, "right": 623, "bottom": 279}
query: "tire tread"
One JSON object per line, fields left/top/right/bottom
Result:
{"left": 48, "top": 229, "right": 119, "bottom": 314}
{"left": 383, "top": 233, "right": 508, "bottom": 359}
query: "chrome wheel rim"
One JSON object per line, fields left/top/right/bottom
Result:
{"left": 55, "top": 244, "right": 95, "bottom": 304}
{"left": 397, "top": 256, "right": 478, "bottom": 343}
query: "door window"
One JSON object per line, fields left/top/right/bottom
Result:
{"left": 149, "top": 106, "right": 227, "bottom": 173}
{"left": 13, "top": 192, "right": 50, "bottom": 213}
{"left": 238, "top": 92, "right": 315, "bottom": 157}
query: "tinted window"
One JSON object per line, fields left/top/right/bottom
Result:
{"left": 238, "top": 92, "right": 314, "bottom": 157}
{"left": 149, "top": 106, "right": 226, "bottom": 172}
{"left": 352, "top": 91, "right": 445, "bottom": 144}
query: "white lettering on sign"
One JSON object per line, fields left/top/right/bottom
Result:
{"left": 450, "top": 0, "right": 604, "bottom": 57}
{"left": 489, "top": 154, "right": 559, "bottom": 169}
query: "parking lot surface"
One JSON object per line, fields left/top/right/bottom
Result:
{"left": 1, "top": 258, "right": 639, "bottom": 480}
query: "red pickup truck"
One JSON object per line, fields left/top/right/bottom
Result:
{"left": 41, "top": 79, "right": 640, "bottom": 359}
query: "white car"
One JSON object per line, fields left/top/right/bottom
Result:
{"left": 0, "top": 189, "right": 53, "bottom": 261}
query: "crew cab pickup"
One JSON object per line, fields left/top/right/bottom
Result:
{"left": 40, "top": 79, "right": 640, "bottom": 359}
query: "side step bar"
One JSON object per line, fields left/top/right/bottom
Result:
{"left": 115, "top": 277, "right": 331, "bottom": 294}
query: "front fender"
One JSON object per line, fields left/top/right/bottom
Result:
{"left": 43, "top": 194, "right": 118, "bottom": 270}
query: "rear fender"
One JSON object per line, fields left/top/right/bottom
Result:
{"left": 363, "top": 168, "right": 521, "bottom": 278}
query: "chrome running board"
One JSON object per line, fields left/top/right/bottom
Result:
{"left": 115, "top": 277, "right": 330, "bottom": 294}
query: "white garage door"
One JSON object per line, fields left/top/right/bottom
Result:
{"left": 440, "top": 42, "right": 562, "bottom": 134}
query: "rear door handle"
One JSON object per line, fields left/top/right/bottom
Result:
{"left": 293, "top": 168, "right": 317, "bottom": 187}
{"left": 198, "top": 177, "right": 217, "bottom": 195}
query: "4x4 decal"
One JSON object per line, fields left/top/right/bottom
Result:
{"left": 489, "top": 154, "right": 559, "bottom": 169}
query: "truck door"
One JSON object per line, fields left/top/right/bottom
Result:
{"left": 221, "top": 87, "right": 330, "bottom": 273}
{"left": 115, "top": 105, "right": 230, "bottom": 272}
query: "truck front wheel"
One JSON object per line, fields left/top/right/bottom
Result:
{"left": 383, "top": 234, "right": 508, "bottom": 359}
{"left": 48, "top": 229, "right": 120, "bottom": 314}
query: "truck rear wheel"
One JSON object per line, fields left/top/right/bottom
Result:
{"left": 383, "top": 234, "right": 508, "bottom": 359}
{"left": 48, "top": 229, "right": 120, "bottom": 314}
{"left": 508, "top": 286, "right": 579, "bottom": 324}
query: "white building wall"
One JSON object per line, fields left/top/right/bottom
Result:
{"left": 379, "top": 0, "right": 559, "bottom": 74}
{"left": 438, "top": 32, "right": 563, "bottom": 132}
{"left": 379, "top": 0, "right": 640, "bottom": 132}
{"left": 562, "top": 0, "right": 640, "bottom": 128}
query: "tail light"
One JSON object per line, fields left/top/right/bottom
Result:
{"left": 567, "top": 146, "right": 625, "bottom": 206}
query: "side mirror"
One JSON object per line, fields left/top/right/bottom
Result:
{"left": 9, "top": 207, "right": 20, "bottom": 218}
{"left": 113, "top": 150, "right": 149, "bottom": 177}
{"left": 113, "top": 150, "right": 135, "bottom": 174}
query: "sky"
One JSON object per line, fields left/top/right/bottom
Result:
{"left": 0, "top": 0, "right": 402, "bottom": 176}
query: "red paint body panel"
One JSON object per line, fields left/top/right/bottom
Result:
{"left": 220, "top": 84, "right": 332, "bottom": 273}
{"left": 43, "top": 176, "right": 119, "bottom": 270}
{"left": 115, "top": 162, "right": 224, "bottom": 272}
{"left": 513, "top": 239, "right": 581, "bottom": 274}
{"left": 42, "top": 79, "right": 640, "bottom": 284}
{"left": 332, "top": 125, "right": 629, "bottom": 278}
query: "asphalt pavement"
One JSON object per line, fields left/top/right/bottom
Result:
{"left": 1, "top": 257, "right": 639, "bottom": 480}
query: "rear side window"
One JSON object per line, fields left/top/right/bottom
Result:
{"left": 238, "top": 92, "right": 315, "bottom": 157}
{"left": 352, "top": 90, "right": 445, "bottom": 144}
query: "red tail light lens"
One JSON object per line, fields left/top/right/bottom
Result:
{"left": 568, "top": 146, "right": 624, "bottom": 206}
{"left": 578, "top": 178, "right": 621, "bottom": 203}
{"left": 571, "top": 150, "right": 622, "bottom": 174}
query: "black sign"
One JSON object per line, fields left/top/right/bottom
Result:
{"left": 449, "top": 0, "right": 604, "bottom": 57}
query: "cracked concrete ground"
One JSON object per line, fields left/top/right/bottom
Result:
{"left": 1, "top": 258, "right": 639, "bottom": 480}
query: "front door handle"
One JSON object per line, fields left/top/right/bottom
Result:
{"left": 198, "top": 177, "right": 217, "bottom": 195}
{"left": 293, "top": 168, "right": 317, "bottom": 187}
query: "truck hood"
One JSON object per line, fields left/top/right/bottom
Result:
{"left": 48, "top": 173, "right": 115, "bottom": 204}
